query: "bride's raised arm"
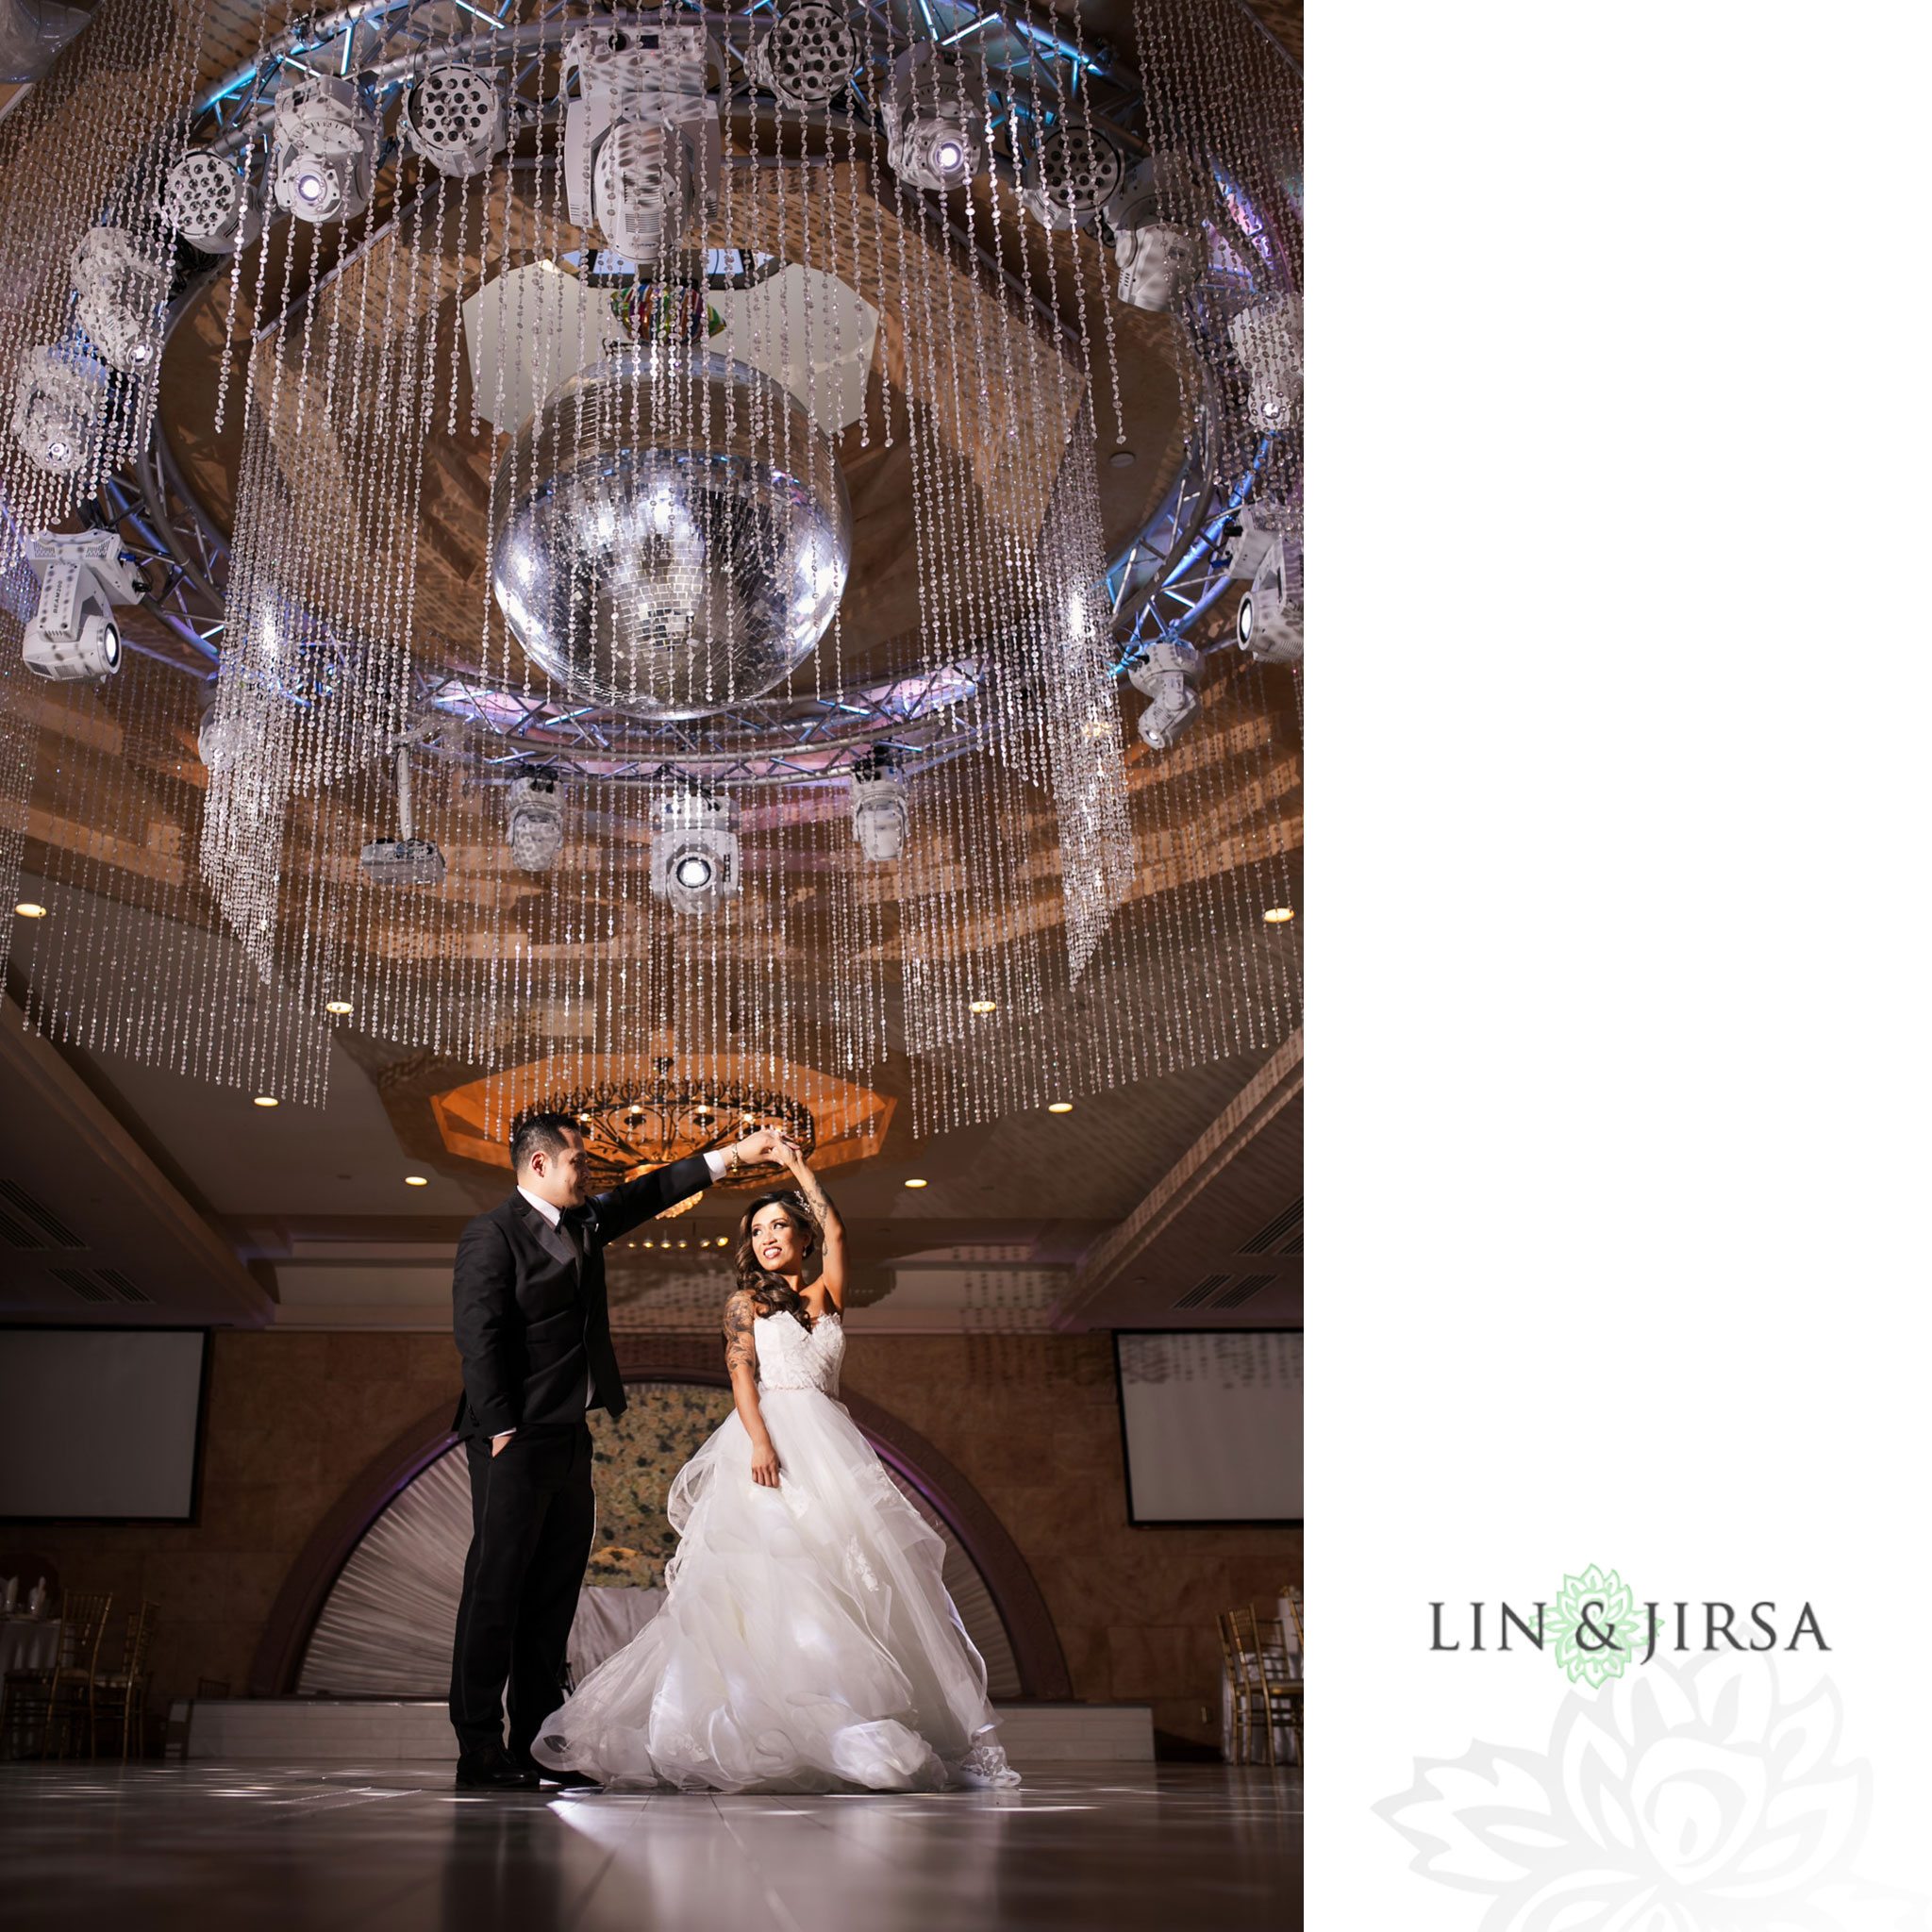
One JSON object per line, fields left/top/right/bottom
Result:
{"left": 723, "top": 1287, "right": 782, "bottom": 1489}
{"left": 783, "top": 1151, "right": 846, "bottom": 1311}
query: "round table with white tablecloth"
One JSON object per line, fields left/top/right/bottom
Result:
{"left": 0, "top": 1618, "right": 60, "bottom": 1678}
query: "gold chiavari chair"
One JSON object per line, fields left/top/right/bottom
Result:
{"left": 1216, "top": 1609, "right": 1258, "bottom": 1763}
{"left": 1225, "top": 1603, "right": 1303, "bottom": 1768}
{"left": 91, "top": 1600, "right": 158, "bottom": 1759}
{"left": 7, "top": 1591, "right": 113, "bottom": 1759}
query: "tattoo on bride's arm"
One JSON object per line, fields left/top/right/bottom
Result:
{"left": 723, "top": 1291, "right": 757, "bottom": 1376}
{"left": 795, "top": 1169, "right": 837, "bottom": 1226}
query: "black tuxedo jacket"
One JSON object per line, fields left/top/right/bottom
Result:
{"left": 450, "top": 1154, "right": 712, "bottom": 1441}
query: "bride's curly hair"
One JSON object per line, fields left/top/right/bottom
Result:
{"left": 732, "top": 1190, "right": 820, "bottom": 1332}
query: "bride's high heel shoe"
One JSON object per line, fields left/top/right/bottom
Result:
{"left": 954, "top": 1740, "right": 1022, "bottom": 1789}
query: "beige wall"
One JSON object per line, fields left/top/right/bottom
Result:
{"left": 23, "top": 1329, "right": 1299, "bottom": 1753}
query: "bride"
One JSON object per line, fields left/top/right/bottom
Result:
{"left": 531, "top": 1143, "right": 1021, "bottom": 1793}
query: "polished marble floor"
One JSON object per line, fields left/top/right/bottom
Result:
{"left": 0, "top": 1760, "right": 1301, "bottom": 1931}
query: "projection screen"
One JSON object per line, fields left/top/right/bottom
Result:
{"left": 1115, "top": 1330, "right": 1302, "bottom": 1524}
{"left": 0, "top": 1328, "right": 208, "bottom": 1522}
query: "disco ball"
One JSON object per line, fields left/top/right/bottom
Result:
{"left": 491, "top": 349, "right": 851, "bottom": 720}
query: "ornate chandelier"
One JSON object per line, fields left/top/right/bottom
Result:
{"left": 0, "top": 0, "right": 1302, "bottom": 1142}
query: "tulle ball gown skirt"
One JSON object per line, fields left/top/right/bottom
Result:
{"left": 531, "top": 1387, "right": 1017, "bottom": 1792}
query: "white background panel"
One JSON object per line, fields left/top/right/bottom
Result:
{"left": 0, "top": 1329, "right": 205, "bottom": 1519}
{"left": 1118, "top": 1332, "right": 1301, "bottom": 1521}
{"left": 1320, "top": 4, "right": 1932, "bottom": 1922}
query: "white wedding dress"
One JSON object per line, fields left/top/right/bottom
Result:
{"left": 531, "top": 1308, "right": 1020, "bottom": 1792}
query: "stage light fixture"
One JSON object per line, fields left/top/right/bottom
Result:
{"left": 271, "top": 76, "right": 379, "bottom": 226}
{"left": 1019, "top": 118, "right": 1124, "bottom": 233}
{"left": 1229, "top": 292, "right": 1302, "bottom": 433}
{"left": 10, "top": 344, "right": 104, "bottom": 475}
{"left": 21, "top": 530, "right": 142, "bottom": 682}
{"left": 562, "top": 17, "right": 719, "bottom": 266}
{"left": 1127, "top": 637, "right": 1204, "bottom": 750}
{"left": 196, "top": 701, "right": 246, "bottom": 773}
{"left": 360, "top": 745, "right": 447, "bottom": 886}
{"left": 883, "top": 42, "right": 986, "bottom": 193}
{"left": 71, "top": 226, "right": 167, "bottom": 375}
{"left": 1104, "top": 156, "right": 1202, "bottom": 312}
{"left": 507, "top": 772, "right": 565, "bottom": 872}
{"left": 1236, "top": 535, "right": 1303, "bottom": 665}
{"left": 650, "top": 787, "right": 741, "bottom": 915}
{"left": 162, "top": 149, "right": 265, "bottom": 254}
{"left": 748, "top": 2, "right": 858, "bottom": 110}
{"left": 403, "top": 63, "right": 508, "bottom": 177}
{"left": 851, "top": 766, "right": 908, "bottom": 863}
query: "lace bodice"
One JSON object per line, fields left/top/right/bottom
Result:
{"left": 754, "top": 1309, "right": 843, "bottom": 1394}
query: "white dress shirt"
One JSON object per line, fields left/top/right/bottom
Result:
{"left": 493, "top": 1150, "right": 732, "bottom": 1445}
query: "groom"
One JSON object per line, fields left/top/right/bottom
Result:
{"left": 447, "top": 1110, "right": 794, "bottom": 1790}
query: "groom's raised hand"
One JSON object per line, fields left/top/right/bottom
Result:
{"left": 730, "top": 1127, "right": 799, "bottom": 1168}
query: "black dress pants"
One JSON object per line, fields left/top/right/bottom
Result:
{"left": 447, "top": 1423, "right": 594, "bottom": 1759}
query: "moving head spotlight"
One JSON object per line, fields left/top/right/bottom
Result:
{"left": 1229, "top": 291, "right": 1303, "bottom": 433}
{"left": 851, "top": 766, "right": 908, "bottom": 864}
{"left": 22, "top": 530, "right": 142, "bottom": 681}
{"left": 272, "top": 76, "right": 379, "bottom": 226}
{"left": 360, "top": 744, "right": 446, "bottom": 886}
{"left": 562, "top": 18, "right": 720, "bottom": 265}
{"left": 162, "top": 149, "right": 265, "bottom": 254}
{"left": 748, "top": 2, "right": 858, "bottom": 111}
{"left": 1127, "top": 637, "right": 1203, "bottom": 751}
{"left": 197, "top": 700, "right": 245, "bottom": 772}
{"left": 1228, "top": 537, "right": 1306, "bottom": 672}
{"left": 1018, "top": 120, "right": 1124, "bottom": 234}
{"left": 1104, "top": 156, "right": 1201, "bottom": 313}
{"left": 650, "top": 788, "right": 740, "bottom": 915}
{"left": 507, "top": 773, "right": 566, "bottom": 872}
{"left": 9, "top": 344, "right": 104, "bottom": 475}
{"left": 883, "top": 42, "right": 986, "bottom": 194}
{"left": 70, "top": 226, "right": 168, "bottom": 375}
{"left": 404, "top": 63, "right": 509, "bottom": 178}
{"left": 1236, "top": 536, "right": 1303, "bottom": 665}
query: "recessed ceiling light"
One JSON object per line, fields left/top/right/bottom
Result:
{"left": 14, "top": 902, "right": 46, "bottom": 918}
{"left": 253, "top": 1096, "right": 278, "bottom": 1108}
{"left": 904, "top": 1177, "right": 928, "bottom": 1189}
{"left": 404, "top": 1175, "right": 428, "bottom": 1187}
{"left": 1108, "top": 449, "right": 1136, "bottom": 468}
{"left": 676, "top": 1240, "right": 687, "bottom": 1248}
{"left": 1263, "top": 906, "right": 1294, "bottom": 924}
{"left": 969, "top": 999, "right": 996, "bottom": 1013}
{"left": 325, "top": 999, "right": 353, "bottom": 1015}
{"left": 1047, "top": 1102, "right": 1074, "bottom": 1113}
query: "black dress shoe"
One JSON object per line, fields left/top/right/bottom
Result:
{"left": 454, "top": 1750, "right": 540, "bottom": 1791}
{"left": 510, "top": 1753, "right": 602, "bottom": 1790}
